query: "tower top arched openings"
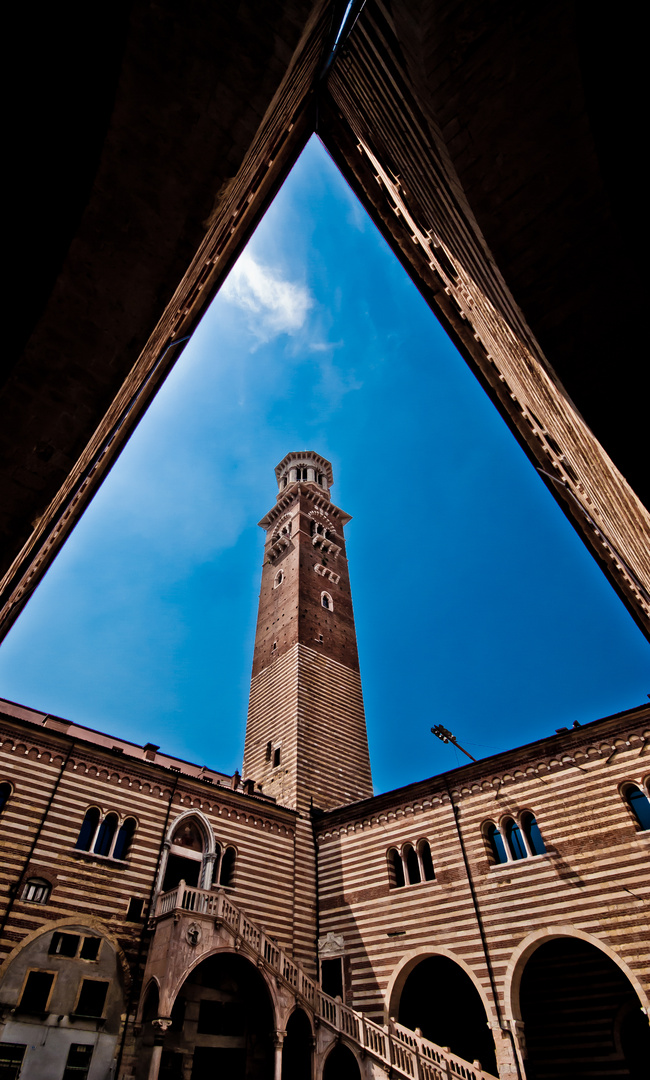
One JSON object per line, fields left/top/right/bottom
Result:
{"left": 275, "top": 450, "right": 333, "bottom": 500}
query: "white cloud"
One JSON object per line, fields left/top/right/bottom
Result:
{"left": 309, "top": 340, "right": 343, "bottom": 352}
{"left": 222, "top": 249, "right": 313, "bottom": 343}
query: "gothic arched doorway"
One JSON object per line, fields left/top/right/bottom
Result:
{"left": 396, "top": 955, "right": 497, "bottom": 1075}
{"left": 162, "top": 814, "right": 211, "bottom": 891}
{"left": 322, "top": 1043, "right": 361, "bottom": 1080}
{"left": 158, "top": 952, "right": 275, "bottom": 1079}
{"left": 519, "top": 938, "right": 649, "bottom": 1079}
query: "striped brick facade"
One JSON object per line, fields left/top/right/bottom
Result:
{"left": 1, "top": 452, "right": 648, "bottom": 1079}
{"left": 315, "top": 705, "right": 650, "bottom": 1076}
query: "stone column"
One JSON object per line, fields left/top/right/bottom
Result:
{"left": 273, "top": 1030, "right": 286, "bottom": 1080}
{"left": 202, "top": 851, "right": 216, "bottom": 888}
{"left": 147, "top": 1019, "right": 171, "bottom": 1080}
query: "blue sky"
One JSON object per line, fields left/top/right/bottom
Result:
{"left": 1, "top": 137, "right": 648, "bottom": 793}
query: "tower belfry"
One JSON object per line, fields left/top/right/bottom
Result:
{"left": 243, "top": 451, "right": 373, "bottom": 813}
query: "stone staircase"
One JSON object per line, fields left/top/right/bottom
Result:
{"left": 155, "top": 883, "right": 498, "bottom": 1080}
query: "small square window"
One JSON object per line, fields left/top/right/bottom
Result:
{"left": 50, "top": 932, "right": 80, "bottom": 958}
{"left": 22, "top": 877, "right": 51, "bottom": 904}
{"left": 126, "top": 898, "right": 145, "bottom": 922}
{"left": 62, "top": 1043, "right": 94, "bottom": 1080}
{"left": 75, "top": 979, "right": 109, "bottom": 1018}
{"left": 80, "top": 937, "right": 101, "bottom": 961}
{"left": 19, "top": 971, "right": 55, "bottom": 1013}
{"left": 0, "top": 1043, "right": 26, "bottom": 1079}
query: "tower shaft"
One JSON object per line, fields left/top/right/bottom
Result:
{"left": 243, "top": 453, "right": 373, "bottom": 814}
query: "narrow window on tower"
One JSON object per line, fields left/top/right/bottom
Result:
{"left": 520, "top": 811, "right": 547, "bottom": 855}
{"left": 387, "top": 847, "right": 405, "bottom": 888}
{"left": 273, "top": 745, "right": 281, "bottom": 768}
{"left": 93, "top": 813, "right": 118, "bottom": 857}
{"left": 112, "top": 817, "right": 137, "bottom": 861}
{"left": 76, "top": 807, "right": 101, "bottom": 851}
{"left": 484, "top": 821, "right": 508, "bottom": 865}
{"left": 321, "top": 592, "right": 333, "bottom": 610}
{"left": 418, "top": 839, "right": 436, "bottom": 881}
{"left": 274, "top": 570, "right": 284, "bottom": 588}
{"left": 504, "top": 818, "right": 526, "bottom": 860}
{"left": 621, "top": 783, "right": 650, "bottom": 830}
{"left": 404, "top": 844, "right": 421, "bottom": 885}
{"left": 265, "top": 742, "right": 272, "bottom": 763}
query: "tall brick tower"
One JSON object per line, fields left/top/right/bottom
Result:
{"left": 243, "top": 451, "right": 373, "bottom": 814}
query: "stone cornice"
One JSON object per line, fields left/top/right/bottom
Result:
{"left": 315, "top": 706, "right": 650, "bottom": 839}
{"left": 0, "top": 715, "right": 296, "bottom": 831}
{"left": 259, "top": 486, "right": 352, "bottom": 530}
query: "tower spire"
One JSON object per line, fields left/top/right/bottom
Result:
{"left": 243, "top": 451, "right": 373, "bottom": 812}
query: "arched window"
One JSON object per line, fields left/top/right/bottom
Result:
{"left": 485, "top": 822, "right": 508, "bottom": 864}
{"left": 76, "top": 807, "right": 101, "bottom": 851}
{"left": 113, "top": 817, "right": 137, "bottom": 860}
{"left": 388, "top": 847, "right": 405, "bottom": 888}
{"left": 404, "top": 844, "right": 421, "bottom": 885}
{"left": 94, "top": 812, "right": 119, "bottom": 857}
{"left": 321, "top": 592, "right": 332, "bottom": 610}
{"left": 0, "top": 781, "right": 12, "bottom": 815}
{"left": 623, "top": 784, "right": 650, "bottom": 831}
{"left": 22, "top": 877, "right": 51, "bottom": 904}
{"left": 504, "top": 818, "right": 526, "bottom": 860}
{"left": 418, "top": 839, "right": 435, "bottom": 881}
{"left": 521, "top": 811, "right": 547, "bottom": 855}
{"left": 162, "top": 814, "right": 214, "bottom": 891}
{"left": 274, "top": 569, "right": 284, "bottom": 587}
{"left": 219, "top": 846, "right": 236, "bottom": 887}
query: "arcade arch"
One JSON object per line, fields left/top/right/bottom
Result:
{"left": 281, "top": 1007, "right": 313, "bottom": 1079}
{"left": 142, "top": 951, "right": 276, "bottom": 1080}
{"left": 506, "top": 929, "right": 649, "bottom": 1080}
{"left": 322, "top": 1042, "right": 361, "bottom": 1080}
{"left": 387, "top": 949, "right": 497, "bottom": 1076}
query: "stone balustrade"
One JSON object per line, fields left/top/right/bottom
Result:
{"left": 153, "top": 883, "right": 497, "bottom": 1079}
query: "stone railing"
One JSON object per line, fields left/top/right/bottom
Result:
{"left": 154, "top": 883, "right": 497, "bottom": 1080}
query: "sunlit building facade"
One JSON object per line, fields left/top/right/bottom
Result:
{"left": 1, "top": 455, "right": 648, "bottom": 1079}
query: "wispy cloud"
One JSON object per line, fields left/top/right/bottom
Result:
{"left": 222, "top": 250, "right": 313, "bottom": 343}
{"left": 309, "top": 340, "right": 343, "bottom": 352}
